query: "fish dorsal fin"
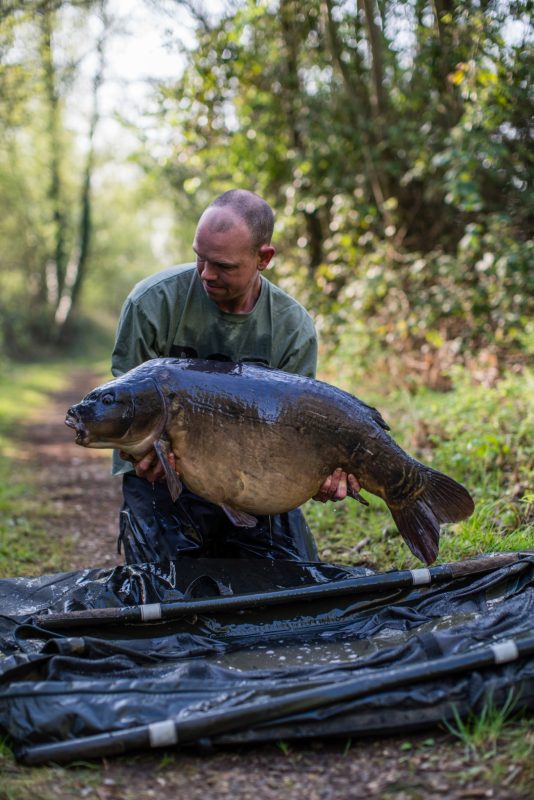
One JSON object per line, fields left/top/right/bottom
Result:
{"left": 367, "top": 405, "right": 390, "bottom": 430}
{"left": 221, "top": 504, "right": 258, "bottom": 528}
{"left": 153, "top": 438, "right": 183, "bottom": 503}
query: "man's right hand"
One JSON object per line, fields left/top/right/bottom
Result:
{"left": 120, "top": 449, "right": 178, "bottom": 483}
{"left": 312, "top": 469, "right": 361, "bottom": 503}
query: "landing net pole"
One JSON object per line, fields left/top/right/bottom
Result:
{"left": 18, "top": 633, "right": 534, "bottom": 766}
{"left": 34, "top": 551, "right": 533, "bottom": 630}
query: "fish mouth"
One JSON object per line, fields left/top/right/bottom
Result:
{"left": 65, "top": 411, "right": 90, "bottom": 446}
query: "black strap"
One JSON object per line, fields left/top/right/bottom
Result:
{"left": 182, "top": 574, "right": 233, "bottom": 600}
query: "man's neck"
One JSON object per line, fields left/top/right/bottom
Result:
{"left": 216, "top": 278, "right": 263, "bottom": 314}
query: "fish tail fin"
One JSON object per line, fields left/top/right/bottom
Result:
{"left": 388, "top": 469, "right": 475, "bottom": 565}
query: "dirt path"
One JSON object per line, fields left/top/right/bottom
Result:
{"left": 25, "top": 369, "right": 123, "bottom": 571}
{"left": 9, "top": 370, "right": 531, "bottom": 800}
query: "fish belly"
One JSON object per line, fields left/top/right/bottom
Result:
{"left": 168, "top": 416, "right": 332, "bottom": 514}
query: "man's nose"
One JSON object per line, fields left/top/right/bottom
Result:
{"left": 200, "top": 260, "right": 217, "bottom": 281}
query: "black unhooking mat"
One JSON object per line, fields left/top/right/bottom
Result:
{"left": 0, "top": 551, "right": 533, "bottom": 764}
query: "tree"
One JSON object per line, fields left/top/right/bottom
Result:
{"left": 149, "top": 0, "right": 533, "bottom": 369}
{"left": 0, "top": 0, "right": 107, "bottom": 353}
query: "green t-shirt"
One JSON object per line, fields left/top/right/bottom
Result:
{"left": 111, "top": 264, "right": 318, "bottom": 474}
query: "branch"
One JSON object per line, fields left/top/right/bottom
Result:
{"left": 322, "top": 0, "right": 370, "bottom": 118}
{"left": 321, "top": 0, "right": 393, "bottom": 227}
{"left": 39, "top": 3, "right": 68, "bottom": 304}
{"left": 152, "top": 0, "right": 213, "bottom": 33}
{"left": 358, "top": 0, "right": 387, "bottom": 117}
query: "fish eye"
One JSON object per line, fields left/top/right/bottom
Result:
{"left": 101, "top": 393, "right": 115, "bottom": 405}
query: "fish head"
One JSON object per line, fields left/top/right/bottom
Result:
{"left": 65, "top": 374, "right": 166, "bottom": 455}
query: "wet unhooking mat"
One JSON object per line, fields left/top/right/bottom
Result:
{"left": 0, "top": 551, "right": 533, "bottom": 764}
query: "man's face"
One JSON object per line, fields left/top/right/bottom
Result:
{"left": 192, "top": 208, "right": 274, "bottom": 313}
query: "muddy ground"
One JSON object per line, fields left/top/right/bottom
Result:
{"left": 4, "top": 370, "right": 532, "bottom": 800}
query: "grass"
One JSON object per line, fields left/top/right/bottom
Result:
{"left": 0, "top": 349, "right": 532, "bottom": 797}
{"left": 0, "top": 466, "right": 64, "bottom": 578}
{"left": 442, "top": 694, "right": 534, "bottom": 790}
{"left": 306, "top": 364, "right": 534, "bottom": 567}
{"left": 0, "top": 362, "right": 69, "bottom": 577}
{"left": 0, "top": 352, "right": 110, "bottom": 452}
{"left": 0, "top": 362, "right": 66, "bottom": 452}
{"left": 443, "top": 690, "right": 519, "bottom": 758}
{"left": 395, "top": 719, "right": 534, "bottom": 794}
{"left": 0, "top": 356, "right": 110, "bottom": 577}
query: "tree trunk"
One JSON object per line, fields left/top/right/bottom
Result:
{"left": 431, "top": 0, "right": 463, "bottom": 123}
{"left": 39, "top": 2, "right": 67, "bottom": 312}
{"left": 359, "top": 0, "right": 387, "bottom": 117}
{"left": 322, "top": 0, "right": 393, "bottom": 229}
{"left": 280, "top": 0, "right": 324, "bottom": 273}
{"left": 56, "top": 5, "right": 106, "bottom": 336}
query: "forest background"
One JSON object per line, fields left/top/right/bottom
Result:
{"left": 1, "top": 0, "right": 532, "bottom": 368}
{"left": 0, "top": 1, "right": 533, "bottom": 795}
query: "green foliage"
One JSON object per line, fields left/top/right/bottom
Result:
{"left": 0, "top": 4, "right": 82, "bottom": 353}
{"left": 306, "top": 363, "right": 533, "bottom": 568}
{"left": 83, "top": 178, "right": 166, "bottom": 316}
{"left": 0, "top": 360, "right": 73, "bottom": 576}
{"left": 2, "top": 0, "right": 532, "bottom": 371}
{"left": 325, "top": 220, "right": 533, "bottom": 371}
{"left": 0, "top": 361, "right": 66, "bottom": 449}
{"left": 0, "top": 1, "right": 159, "bottom": 357}
{"left": 0, "top": 461, "right": 66, "bottom": 578}
{"left": 0, "top": 733, "right": 14, "bottom": 760}
{"left": 443, "top": 690, "right": 519, "bottom": 758}
{"left": 149, "top": 0, "right": 533, "bottom": 376}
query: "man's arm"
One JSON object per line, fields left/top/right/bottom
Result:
{"left": 111, "top": 298, "right": 161, "bottom": 378}
{"left": 277, "top": 311, "right": 318, "bottom": 378}
{"left": 111, "top": 297, "right": 165, "bottom": 477}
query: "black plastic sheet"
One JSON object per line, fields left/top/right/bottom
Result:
{"left": 0, "top": 553, "right": 533, "bottom": 764}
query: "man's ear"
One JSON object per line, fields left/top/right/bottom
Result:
{"left": 257, "top": 244, "right": 275, "bottom": 270}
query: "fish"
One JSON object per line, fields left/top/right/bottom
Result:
{"left": 65, "top": 358, "right": 475, "bottom": 565}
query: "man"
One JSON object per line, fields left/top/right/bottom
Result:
{"left": 112, "top": 189, "right": 360, "bottom": 563}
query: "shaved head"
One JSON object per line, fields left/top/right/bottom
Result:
{"left": 193, "top": 190, "right": 276, "bottom": 313}
{"left": 206, "top": 190, "right": 275, "bottom": 250}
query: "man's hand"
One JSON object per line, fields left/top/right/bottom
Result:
{"left": 120, "top": 449, "right": 178, "bottom": 483}
{"left": 312, "top": 468, "right": 361, "bottom": 503}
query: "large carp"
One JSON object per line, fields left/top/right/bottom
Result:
{"left": 65, "top": 358, "right": 474, "bottom": 565}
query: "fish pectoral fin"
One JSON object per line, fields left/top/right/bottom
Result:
{"left": 118, "top": 450, "right": 137, "bottom": 465}
{"left": 153, "top": 438, "right": 183, "bottom": 503}
{"left": 221, "top": 504, "right": 258, "bottom": 528}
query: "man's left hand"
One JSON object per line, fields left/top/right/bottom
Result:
{"left": 312, "top": 468, "right": 361, "bottom": 503}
